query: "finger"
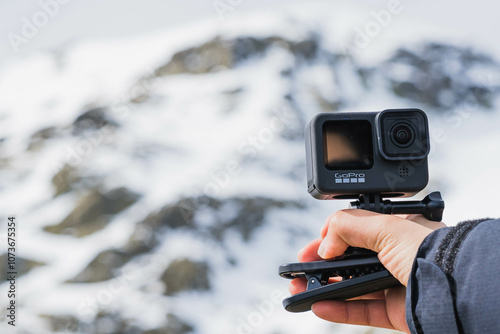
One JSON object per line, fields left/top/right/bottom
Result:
{"left": 317, "top": 209, "right": 434, "bottom": 285}
{"left": 298, "top": 238, "right": 323, "bottom": 262}
{"left": 321, "top": 213, "right": 443, "bottom": 246}
{"left": 312, "top": 287, "right": 409, "bottom": 332}
{"left": 289, "top": 276, "right": 344, "bottom": 295}
{"left": 384, "top": 286, "right": 409, "bottom": 331}
{"left": 320, "top": 220, "right": 329, "bottom": 238}
{"left": 289, "top": 278, "right": 306, "bottom": 295}
{"left": 318, "top": 209, "right": 432, "bottom": 259}
{"left": 327, "top": 277, "right": 342, "bottom": 284}
{"left": 290, "top": 276, "right": 382, "bottom": 297}
{"left": 347, "top": 290, "right": 386, "bottom": 300}
{"left": 290, "top": 279, "right": 385, "bottom": 301}
{"left": 312, "top": 300, "right": 395, "bottom": 330}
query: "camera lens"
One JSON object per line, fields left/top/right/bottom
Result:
{"left": 379, "top": 109, "right": 430, "bottom": 160}
{"left": 390, "top": 123, "right": 415, "bottom": 147}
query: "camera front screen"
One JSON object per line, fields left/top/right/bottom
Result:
{"left": 323, "top": 120, "right": 373, "bottom": 170}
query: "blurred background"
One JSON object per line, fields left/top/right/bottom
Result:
{"left": 1, "top": 1, "right": 500, "bottom": 333}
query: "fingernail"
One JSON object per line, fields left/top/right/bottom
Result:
{"left": 317, "top": 240, "right": 328, "bottom": 258}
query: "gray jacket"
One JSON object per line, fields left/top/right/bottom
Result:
{"left": 406, "top": 218, "right": 500, "bottom": 333}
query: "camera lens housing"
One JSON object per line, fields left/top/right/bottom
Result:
{"left": 378, "top": 109, "right": 429, "bottom": 160}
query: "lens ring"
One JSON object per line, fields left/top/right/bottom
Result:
{"left": 390, "top": 122, "right": 415, "bottom": 147}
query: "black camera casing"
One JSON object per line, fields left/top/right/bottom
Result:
{"left": 305, "top": 109, "right": 430, "bottom": 199}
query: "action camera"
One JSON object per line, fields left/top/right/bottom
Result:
{"left": 305, "top": 108, "right": 430, "bottom": 199}
{"left": 280, "top": 108, "right": 443, "bottom": 312}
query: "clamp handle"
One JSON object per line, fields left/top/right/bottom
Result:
{"left": 350, "top": 191, "right": 444, "bottom": 221}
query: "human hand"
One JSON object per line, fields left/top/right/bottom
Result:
{"left": 289, "top": 210, "right": 445, "bottom": 333}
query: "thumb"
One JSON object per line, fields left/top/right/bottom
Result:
{"left": 317, "top": 209, "right": 434, "bottom": 285}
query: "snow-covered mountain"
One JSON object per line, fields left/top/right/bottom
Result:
{"left": 2, "top": 4, "right": 500, "bottom": 334}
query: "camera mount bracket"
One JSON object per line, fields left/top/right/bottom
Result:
{"left": 350, "top": 191, "right": 444, "bottom": 221}
{"left": 279, "top": 191, "right": 444, "bottom": 312}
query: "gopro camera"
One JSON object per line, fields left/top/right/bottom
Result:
{"left": 279, "top": 108, "right": 443, "bottom": 313}
{"left": 305, "top": 108, "right": 430, "bottom": 199}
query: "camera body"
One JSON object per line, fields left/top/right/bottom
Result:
{"left": 280, "top": 108, "right": 443, "bottom": 313}
{"left": 305, "top": 109, "right": 430, "bottom": 199}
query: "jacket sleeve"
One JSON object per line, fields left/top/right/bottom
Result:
{"left": 406, "top": 218, "right": 500, "bottom": 334}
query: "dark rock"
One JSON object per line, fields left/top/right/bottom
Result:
{"left": 357, "top": 67, "right": 376, "bottom": 89}
{"left": 161, "top": 258, "right": 210, "bottom": 296}
{"left": 27, "top": 126, "right": 58, "bottom": 151}
{"left": 122, "top": 222, "right": 157, "bottom": 256}
{"left": 131, "top": 196, "right": 219, "bottom": 233}
{"left": 231, "top": 36, "right": 275, "bottom": 63}
{"left": 0, "top": 254, "right": 44, "bottom": 281}
{"left": 40, "top": 314, "right": 81, "bottom": 333}
{"left": 155, "top": 37, "right": 233, "bottom": 76}
{"left": 41, "top": 312, "right": 146, "bottom": 334}
{"left": 51, "top": 164, "right": 80, "bottom": 197}
{"left": 232, "top": 35, "right": 318, "bottom": 63}
{"left": 153, "top": 35, "right": 319, "bottom": 77}
{"left": 69, "top": 196, "right": 207, "bottom": 283}
{"left": 0, "top": 157, "right": 10, "bottom": 169}
{"left": 93, "top": 312, "right": 133, "bottom": 334}
{"left": 44, "top": 187, "right": 140, "bottom": 237}
{"left": 142, "top": 314, "right": 194, "bottom": 334}
{"left": 51, "top": 164, "right": 100, "bottom": 197}
{"left": 121, "top": 197, "right": 201, "bottom": 254}
{"left": 129, "top": 93, "right": 149, "bottom": 104}
{"left": 166, "top": 314, "right": 194, "bottom": 334}
{"left": 144, "top": 197, "right": 199, "bottom": 229}
{"left": 73, "top": 107, "right": 118, "bottom": 135}
{"left": 384, "top": 43, "right": 500, "bottom": 109}
{"left": 31, "top": 126, "right": 58, "bottom": 139}
{"left": 280, "top": 68, "right": 293, "bottom": 77}
{"left": 71, "top": 195, "right": 302, "bottom": 283}
{"left": 290, "top": 37, "right": 319, "bottom": 60}
{"left": 127, "top": 195, "right": 301, "bottom": 246}
{"left": 67, "top": 249, "right": 133, "bottom": 283}
{"left": 125, "top": 196, "right": 302, "bottom": 250}
{"left": 206, "top": 197, "right": 299, "bottom": 241}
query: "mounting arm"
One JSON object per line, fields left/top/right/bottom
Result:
{"left": 349, "top": 191, "right": 445, "bottom": 221}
